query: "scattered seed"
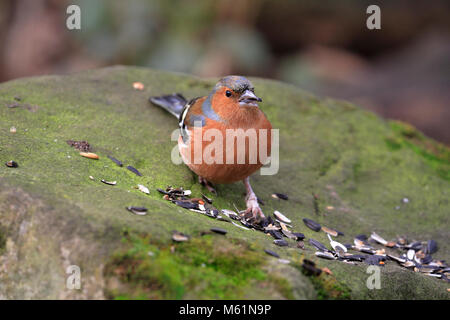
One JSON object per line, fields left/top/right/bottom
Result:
{"left": 297, "top": 241, "right": 305, "bottom": 249}
{"left": 426, "top": 240, "right": 438, "bottom": 254}
{"left": 278, "top": 259, "right": 291, "bottom": 264}
{"left": 5, "top": 160, "right": 18, "bottom": 168}
{"left": 322, "top": 267, "right": 333, "bottom": 275}
{"left": 309, "top": 238, "right": 330, "bottom": 252}
{"left": 327, "top": 234, "right": 347, "bottom": 255}
{"left": 107, "top": 155, "right": 123, "bottom": 167}
{"left": 80, "top": 152, "right": 99, "bottom": 160}
{"left": 133, "top": 82, "right": 144, "bottom": 90}
{"left": 315, "top": 251, "right": 335, "bottom": 260}
{"left": 138, "top": 184, "right": 150, "bottom": 194}
{"left": 173, "top": 200, "right": 198, "bottom": 210}
{"left": 201, "top": 194, "right": 213, "bottom": 204}
{"left": 272, "top": 193, "right": 288, "bottom": 200}
{"left": 101, "top": 179, "right": 116, "bottom": 186}
{"left": 269, "top": 230, "right": 283, "bottom": 240}
{"left": 274, "top": 239, "right": 288, "bottom": 247}
{"left": 273, "top": 210, "right": 291, "bottom": 224}
{"left": 303, "top": 218, "right": 321, "bottom": 232}
{"left": 210, "top": 227, "right": 227, "bottom": 235}
{"left": 370, "top": 232, "right": 388, "bottom": 246}
{"left": 322, "top": 226, "right": 338, "bottom": 237}
{"left": 292, "top": 232, "right": 305, "bottom": 241}
{"left": 126, "top": 206, "right": 148, "bottom": 215}
{"left": 232, "top": 221, "right": 250, "bottom": 230}
{"left": 127, "top": 165, "right": 142, "bottom": 176}
{"left": 264, "top": 249, "right": 280, "bottom": 258}
{"left": 89, "top": 176, "right": 94, "bottom": 180}
{"left": 172, "top": 231, "right": 189, "bottom": 242}
{"left": 10, "top": 126, "right": 16, "bottom": 133}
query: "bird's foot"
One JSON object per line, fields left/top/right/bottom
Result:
{"left": 198, "top": 176, "right": 217, "bottom": 195}
{"left": 241, "top": 192, "right": 265, "bottom": 223}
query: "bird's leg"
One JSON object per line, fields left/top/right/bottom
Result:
{"left": 242, "top": 177, "right": 264, "bottom": 221}
{"left": 198, "top": 176, "right": 217, "bottom": 195}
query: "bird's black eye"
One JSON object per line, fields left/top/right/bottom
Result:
{"left": 225, "top": 90, "right": 232, "bottom": 97}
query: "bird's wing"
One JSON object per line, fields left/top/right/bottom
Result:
{"left": 179, "top": 97, "right": 206, "bottom": 143}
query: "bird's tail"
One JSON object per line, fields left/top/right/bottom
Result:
{"left": 149, "top": 93, "right": 187, "bottom": 118}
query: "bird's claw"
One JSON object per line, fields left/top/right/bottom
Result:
{"left": 242, "top": 193, "right": 265, "bottom": 223}
{"left": 198, "top": 176, "right": 217, "bottom": 195}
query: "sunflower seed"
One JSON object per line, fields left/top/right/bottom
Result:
{"left": 273, "top": 210, "right": 291, "bottom": 224}
{"left": 197, "top": 193, "right": 211, "bottom": 204}
{"left": 173, "top": 200, "right": 198, "bottom": 210}
{"left": 232, "top": 221, "right": 250, "bottom": 230}
{"left": 278, "top": 259, "right": 291, "bottom": 264}
{"left": 127, "top": 165, "right": 142, "bottom": 176}
{"left": 303, "top": 218, "right": 321, "bottom": 232}
{"left": 138, "top": 184, "right": 150, "bottom": 194}
{"left": 211, "top": 227, "right": 227, "bottom": 235}
{"left": 269, "top": 230, "right": 283, "bottom": 240}
{"left": 5, "top": 160, "right": 18, "bottom": 168}
{"left": 101, "top": 179, "right": 116, "bottom": 185}
{"left": 274, "top": 239, "right": 288, "bottom": 247}
{"left": 426, "top": 240, "right": 438, "bottom": 254}
{"left": 370, "top": 232, "right": 388, "bottom": 246}
{"left": 322, "top": 226, "right": 339, "bottom": 237}
{"left": 407, "top": 249, "right": 416, "bottom": 261}
{"left": 107, "top": 155, "right": 123, "bottom": 167}
{"left": 365, "top": 255, "right": 386, "bottom": 266}
{"left": 172, "top": 231, "right": 189, "bottom": 242}
{"left": 264, "top": 249, "right": 280, "bottom": 258}
{"left": 327, "top": 234, "right": 347, "bottom": 255}
{"left": 280, "top": 229, "right": 296, "bottom": 240}
{"left": 272, "top": 193, "right": 288, "bottom": 200}
{"left": 292, "top": 232, "right": 305, "bottom": 241}
{"left": 80, "top": 152, "right": 99, "bottom": 159}
{"left": 309, "top": 238, "right": 330, "bottom": 252}
{"left": 315, "top": 251, "right": 336, "bottom": 260}
{"left": 126, "top": 206, "right": 148, "bottom": 215}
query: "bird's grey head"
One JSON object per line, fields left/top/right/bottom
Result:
{"left": 215, "top": 75, "right": 262, "bottom": 107}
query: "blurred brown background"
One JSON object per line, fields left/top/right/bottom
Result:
{"left": 0, "top": 0, "right": 449, "bottom": 144}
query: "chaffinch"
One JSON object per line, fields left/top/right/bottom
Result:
{"left": 150, "top": 76, "right": 272, "bottom": 219}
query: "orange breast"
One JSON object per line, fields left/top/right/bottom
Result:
{"left": 178, "top": 114, "right": 272, "bottom": 184}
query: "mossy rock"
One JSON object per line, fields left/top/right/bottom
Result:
{"left": 0, "top": 66, "right": 448, "bottom": 299}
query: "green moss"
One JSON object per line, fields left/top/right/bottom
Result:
{"left": 389, "top": 121, "right": 450, "bottom": 180}
{"left": 104, "top": 232, "right": 296, "bottom": 300}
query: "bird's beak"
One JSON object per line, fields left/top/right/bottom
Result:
{"left": 239, "top": 90, "right": 262, "bottom": 107}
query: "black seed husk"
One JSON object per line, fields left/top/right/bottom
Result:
{"left": 5, "top": 160, "right": 18, "bottom": 168}
{"left": 308, "top": 238, "right": 329, "bottom": 252}
{"left": 264, "top": 249, "right": 280, "bottom": 258}
{"left": 107, "top": 155, "right": 123, "bottom": 167}
{"left": 303, "top": 218, "right": 321, "bottom": 232}
{"left": 173, "top": 200, "right": 198, "bottom": 210}
{"left": 269, "top": 230, "right": 283, "bottom": 240}
{"left": 292, "top": 232, "right": 305, "bottom": 241}
{"left": 127, "top": 165, "right": 142, "bottom": 176}
{"left": 210, "top": 227, "right": 227, "bottom": 235}
{"left": 274, "top": 239, "right": 288, "bottom": 247}
{"left": 272, "top": 193, "right": 288, "bottom": 200}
